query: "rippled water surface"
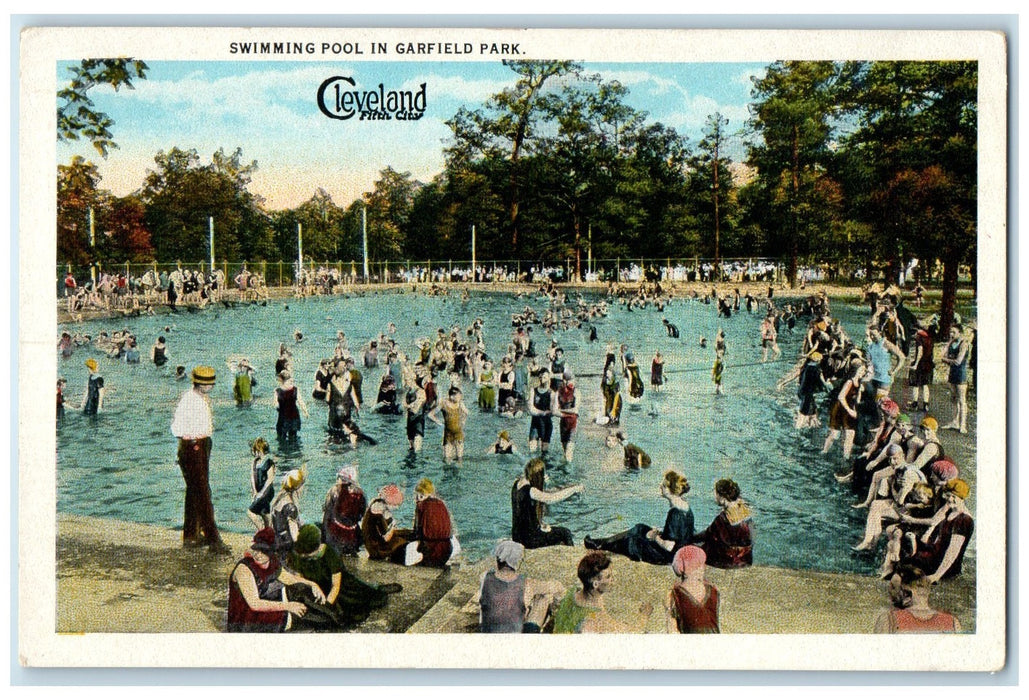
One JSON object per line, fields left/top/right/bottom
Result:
{"left": 56, "top": 290, "right": 971, "bottom": 574}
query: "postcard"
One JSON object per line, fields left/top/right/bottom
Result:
{"left": 18, "top": 25, "right": 1006, "bottom": 670}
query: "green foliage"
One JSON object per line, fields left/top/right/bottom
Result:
{"left": 362, "top": 167, "right": 420, "bottom": 261}
{"left": 57, "top": 58, "right": 148, "bottom": 158}
{"left": 54, "top": 58, "right": 977, "bottom": 296}
{"left": 141, "top": 147, "right": 271, "bottom": 263}
{"left": 57, "top": 156, "right": 106, "bottom": 265}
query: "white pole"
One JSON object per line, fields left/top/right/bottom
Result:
{"left": 208, "top": 216, "right": 215, "bottom": 273}
{"left": 588, "top": 223, "right": 592, "bottom": 277}
{"left": 89, "top": 207, "right": 96, "bottom": 285}
{"left": 471, "top": 224, "right": 476, "bottom": 282}
{"left": 362, "top": 205, "right": 369, "bottom": 283}
{"left": 297, "top": 222, "right": 303, "bottom": 269}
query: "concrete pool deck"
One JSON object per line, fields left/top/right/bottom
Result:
{"left": 55, "top": 513, "right": 975, "bottom": 636}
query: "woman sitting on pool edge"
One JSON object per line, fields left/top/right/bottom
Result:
{"left": 511, "top": 458, "right": 584, "bottom": 549}
{"left": 226, "top": 527, "right": 323, "bottom": 633}
{"left": 693, "top": 478, "right": 753, "bottom": 569}
{"left": 584, "top": 469, "right": 693, "bottom": 565}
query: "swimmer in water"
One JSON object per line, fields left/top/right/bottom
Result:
{"left": 486, "top": 430, "right": 518, "bottom": 455}
{"left": 440, "top": 385, "right": 469, "bottom": 464}
{"left": 650, "top": 351, "right": 665, "bottom": 391}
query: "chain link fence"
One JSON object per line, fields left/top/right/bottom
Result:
{"left": 56, "top": 256, "right": 863, "bottom": 289}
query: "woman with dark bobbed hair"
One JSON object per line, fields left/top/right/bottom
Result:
{"left": 693, "top": 478, "right": 753, "bottom": 569}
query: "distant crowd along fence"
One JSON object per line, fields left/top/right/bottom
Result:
{"left": 58, "top": 257, "right": 910, "bottom": 289}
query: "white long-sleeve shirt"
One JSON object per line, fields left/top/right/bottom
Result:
{"left": 171, "top": 388, "right": 213, "bottom": 440}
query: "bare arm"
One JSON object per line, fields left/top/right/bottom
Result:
{"left": 665, "top": 590, "right": 679, "bottom": 634}
{"left": 885, "top": 339, "right": 906, "bottom": 374}
{"left": 908, "top": 442, "right": 941, "bottom": 472}
{"left": 278, "top": 567, "right": 327, "bottom": 603}
{"left": 775, "top": 361, "right": 804, "bottom": 391}
{"left": 529, "top": 484, "right": 584, "bottom": 505}
{"left": 837, "top": 379, "right": 858, "bottom": 416}
{"left": 873, "top": 609, "right": 894, "bottom": 634}
{"left": 232, "top": 565, "right": 307, "bottom": 616}
{"left": 326, "top": 571, "right": 342, "bottom": 606}
{"left": 926, "top": 535, "right": 966, "bottom": 584}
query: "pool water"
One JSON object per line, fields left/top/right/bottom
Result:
{"left": 56, "top": 289, "right": 972, "bottom": 575}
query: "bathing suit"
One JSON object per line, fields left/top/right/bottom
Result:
{"left": 442, "top": 401, "right": 464, "bottom": 445}
{"left": 626, "top": 363, "right": 644, "bottom": 399}
{"left": 558, "top": 383, "right": 578, "bottom": 443}
{"left": 248, "top": 455, "right": 275, "bottom": 516}
{"left": 670, "top": 583, "right": 720, "bottom": 634}
{"left": 83, "top": 374, "right": 103, "bottom": 415}
{"left": 946, "top": 339, "right": 968, "bottom": 385}
{"left": 651, "top": 359, "right": 664, "bottom": 386}
{"left": 275, "top": 386, "right": 301, "bottom": 439}
{"left": 406, "top": 389, "right": 426, "bottom": 440}
{"left": 529, "top": 387, "right": 554, "bottom": 443}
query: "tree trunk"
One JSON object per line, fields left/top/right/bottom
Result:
{"left": 573, "top": 214, "right": 581, "bottom": 283}
{"left": 938, "top": 256, "right": 959, "bottom": 340}
{"left": 789, "top": 124, "right": 800, "bottom": 288}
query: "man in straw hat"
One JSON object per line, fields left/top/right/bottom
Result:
{"left": 171, "top": 365, "right": 230, "bottom": 554}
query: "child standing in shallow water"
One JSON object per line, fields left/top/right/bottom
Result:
{"left": 247, "top": 438, "right": 276, "bottom": 530}
{"left": 712, "top": 329, "right": 726, "bottom": 395}
{"left": 712, "top": 350, "right": 725, "bottom": 395}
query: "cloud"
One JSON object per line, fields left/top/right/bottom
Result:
{"left": 603, "top": 69, "right": 690, "bottom": 98}
{"left": 659, "top": 99, "right": 751, "bottom": 137}
{"left": 733, "top": 66, "right": 766, "bottom": 89}
{"left": 400, "top": 74, "right": 509, "bottom": 103}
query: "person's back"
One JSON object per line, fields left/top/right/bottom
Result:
{"left": 479, "top": 570, "right": 526, "bottom": 633}
{"left": 888, "top": 607, "right": 958, "bottom": 633}
{"left": 867, "top": 339, "right": 890, "bottom": 384}
{"left": 670, "top": 583, "right": 720, "bottom": 633}
{"left": 417, "top": 496, "right": 452, "bottom": 541}
{"left": 552, "top": 589, "right": 595, "bottom": 634}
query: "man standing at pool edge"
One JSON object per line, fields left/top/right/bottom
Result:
{"left": 172, "top": 365, "right": 230, "bottom": 554}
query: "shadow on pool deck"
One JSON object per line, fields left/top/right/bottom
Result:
{"left": 56, "top": 513, "right": 974, "bottom": 635}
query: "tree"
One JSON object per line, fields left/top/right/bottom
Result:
{"left": 141, "top": 147, "right": 272, "bottom": 263}
{"left": 535, "top": 77, "right": 642, "bottom": 279}
{"left": 748, "top": 61, "right": 852, "bottom": 286}
{"left": 446, "top": 60, "right": 580, "bottom": 254}
{"left": 107, "top": 195, "right": 155, "bottom": 263}
{"left": 57, "top": 58, "right": 148, "bottom": 158}
{"left": 876, "top": 166, "right": 974, "bottom": 335}
{"left": 362, "top": 167, "right": 420, "bottom": 264}
{"left": 687, "top": 113, "right": 739, "bottom": 268}
{"left": 57, "top": 156, "right": 107, "bottom": 267}
{"left": 841, "top": 61, "right": 977, "bottom": 332}
{"left": 273, "top": 189, "right": 348, "bottom": 263}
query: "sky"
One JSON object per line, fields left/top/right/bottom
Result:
{"left": 56, "top": 60, "right": 767, "bottom": 211}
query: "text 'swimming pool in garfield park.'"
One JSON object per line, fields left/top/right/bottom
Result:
{"left": 53, "top": 283, "right": 977, "bottom": 634}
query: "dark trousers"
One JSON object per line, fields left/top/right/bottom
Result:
{"left": 178, "top": 437, "right": 219, "bottom": 544}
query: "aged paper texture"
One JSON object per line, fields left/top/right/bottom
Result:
{"left": 19, "top": 25, "right": 1006, "bottom": 670}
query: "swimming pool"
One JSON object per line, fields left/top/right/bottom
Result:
{"left": 56, "top": 289, "right": 975, "bottom": 574}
